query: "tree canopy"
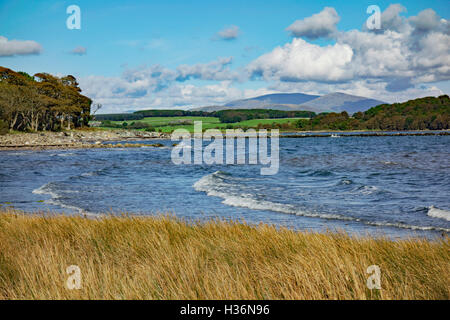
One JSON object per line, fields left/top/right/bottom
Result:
{"left": 296, "top": 96, "right": 450, "bottom": 131}
{"left": 0, "top": 66, "right": 92, "bottom": 132}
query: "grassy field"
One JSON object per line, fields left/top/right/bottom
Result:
{"left": 101, "top": 116, "right": 304, "bottom": 133}
{"left": 0, "top": 209, "right": 448, "bottom": 300}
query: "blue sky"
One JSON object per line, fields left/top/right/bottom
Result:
{"left": 1, "top": 0, "right": 449, "bottom": 112}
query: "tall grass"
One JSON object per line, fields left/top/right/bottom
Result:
{"left": 0, "top": 209, "right": 448, "bottom": 300}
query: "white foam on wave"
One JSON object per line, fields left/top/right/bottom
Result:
{"left": 81, "top": 171, "right": 96, "bottom": 177}
{"left": 32, "top": 182, "right": 89, "bottom": 215}
{"left": 194, "top": 172, "right": 351, "bottom": 221}
{"left": 427, "top": 206, "right": 450, "bottom": 222}
{"left": 381, "top": 161, "right": 398, "bottom": 165}
{"left": 193, "top": 171, "right": 450, "bottom": 233}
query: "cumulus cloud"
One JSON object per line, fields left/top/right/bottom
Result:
{"left": 409, "top": 9, "right": 441, "bottom": 33}
{"left": 79, "top": 76, "right": 246, "bottom": 113}
{"left": 378, "top": 4, "right": 408, "bottom": 32}
{"left": 176, "top": 57, "right": 239, "bottom": 81}
{"left": 214, "top": 25, "right": 240, "bottom": 40}
{"left": 286, "top": 7, "right": 340, "bottom": 39}
{"left": 121, "top": 57, "right": 239, "bottom": 84}
{"left": 248, "top": 38, "right": 353, "bottom": 82}
{"left": 70, "top": 46, "right": 87, "bottom": 55}
{"left": 250, "top": 6, "right": 450, "bottom": 93}
{"left": 79, "top": 57, "right": 243, "bottom": 113}
{"left": 0, "top": 36, "right": 42, "bottom": 57}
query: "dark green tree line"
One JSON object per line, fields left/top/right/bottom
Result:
{"left": 0, "top": 66, "right": 92, "bottom": 133}
{"left": 296, "top": 95, "right": 450, "bottom": 131}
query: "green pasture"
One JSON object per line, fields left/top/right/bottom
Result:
{"left": 98, "top": 116, "right": 307, "bottom": 132}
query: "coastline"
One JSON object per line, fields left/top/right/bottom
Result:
{"left": 1, "top": 129, "right": 449, "bottom": 151}
{"left": 0, "top": 129, "right": 171, "bottom": 151}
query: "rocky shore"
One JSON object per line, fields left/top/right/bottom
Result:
{"left": 0, "top": 129, "right": 170, "bottom": 150}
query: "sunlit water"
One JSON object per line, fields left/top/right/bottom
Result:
{"left": 1, "top": 135, "right": 449, "bottom": 239}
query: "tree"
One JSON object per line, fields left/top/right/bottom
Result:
{"left": 0, "top": 67, "right": 92, "bottom": 132}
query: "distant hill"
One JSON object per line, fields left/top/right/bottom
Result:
{"left": 194, "top": 92, "right": 384, "bottom": 113}
{"left": 300, "top": 92, "right": 385, "bottom": 113}
{"left": 225, "top": 93, "right": 319, "bottom": 108}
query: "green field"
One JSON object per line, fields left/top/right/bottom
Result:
{"left": 99, "top": 116, "right": 306, "bottom": 132}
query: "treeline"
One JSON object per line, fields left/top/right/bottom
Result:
{"left": 95, "top": 110, "right": 213, "bottom": 121}
{"left": 215, "top": 109, "right": 316, "bottom": 123}
{"left": 99, "top": 120, "right": 157, "bottom": 131}
{"left": 0, "top": 67, "right": 92, "bottom": 133}
{"left": 96, "top": 108, "right": 316, "bottom": 123}
{"left": 296, "top": 95, "right": 450, "bottom": 131}
{"left": 95, "top": 113, "right": 144, "bottom": 121}
{"left": 134, "top": 109, "right": 212, "bottom": 117}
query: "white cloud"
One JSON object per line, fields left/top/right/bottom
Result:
{"left": 378, "top": 4, "right": 408, "bottom": 32}
{"left": 215, "top": 25, "right": 240, "bottom": 40}
{"left": 248, "top": 38, "right": 353, "bottom": 82}
{"left": 176, "top": 57, "right": 240, "bottom": 81}
{"left": 250, "top": 6, "right": 450, "bottom": 92}
{"left": 409, "top": 9, "right": 441, "bottom": 33}
{"left": 0, "top": 36, "right": 42, "bottom": 57}
{"left": 286, "top": 7, "right": 340, "bottom": 39}
{"left": 79, "top": 57, "right": 244, "bottom": 113}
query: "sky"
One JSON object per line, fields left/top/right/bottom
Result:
{"left": 0, "top": 0, "right": 449, "bottom": 113}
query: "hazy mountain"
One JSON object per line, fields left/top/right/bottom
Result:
{"left": 224, "top": 93, "right": 320, "bottom": 107}
{"left": 300, "top": 92, "right": 385, "bottom": 113}
{"left": 193, "top": 92, "right": 384, "bottom": 113}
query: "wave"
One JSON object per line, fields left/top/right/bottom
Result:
{"left": 347, "top": 185, "right": 381, "bottom": 195}
{"left": 32, "top": 182, "right": 88, "bottom": 215}
{"left": 427, "top": 206, "right": 450, "bottom": 222}
{"left": 81, "top": 171, "right": 97, "bottom": 177}
{"left": 381, "top": 161, "right": 399, "bottom": 165}
{"left": 194, "top": 171, "right": 450, "bottom": 233}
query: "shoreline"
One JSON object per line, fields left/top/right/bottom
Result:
{"left": 0, "top": 129, "right": 171, "bottom": 151}
{"left": 1, "top": 129, "right": 449, "bottom": 151}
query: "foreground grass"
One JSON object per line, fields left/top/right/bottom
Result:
{"left": 0, "top": 210, "right": 448, "bottom": 300}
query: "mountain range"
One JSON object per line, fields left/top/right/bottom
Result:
{"left": 193, "top": 92, "right": 385, "bottom": 113}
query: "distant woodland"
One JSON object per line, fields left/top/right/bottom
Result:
{"left": 0, "top": 66, "right": 92, "bottom": 134}
{"left": 95, "top": 109, "right": 316, "bottom": 123}
{"left": 296, "top": 95, "right": 450, "bottom": 131}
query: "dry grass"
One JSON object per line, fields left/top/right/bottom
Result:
{"left": 0, "top": 209, "right": 448, "bottom": 300}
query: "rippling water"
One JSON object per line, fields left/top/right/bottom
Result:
{"left": 1, "top": 135, "right": 449, "bottom": 239}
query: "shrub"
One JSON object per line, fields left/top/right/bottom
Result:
{"left": 129, "top": 122, "right": 150, "bottom": 129}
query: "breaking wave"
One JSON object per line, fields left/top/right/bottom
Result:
{"left": 427, "top": 206, "right": 450, "bottom": 222}
{"left": 32, "top": 182, "right": 91, "bottom": 215}
{"left": 194, "top": 171, "right": 450, "bottom": 233}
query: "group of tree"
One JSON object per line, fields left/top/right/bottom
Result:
{"left": 99, "top": 120, "right": 156, "bottom": 131}
{"left": 296, "top": 95, "right": 450, "bottom": 131}
{"left": 95, "top": 113, "right": 144, "bottom": 121}
{"left": 0, "top": 66, "right": 92, "bottom": 134}
{"left": 214, "top": 109, "right": 316, "bottom": 123}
